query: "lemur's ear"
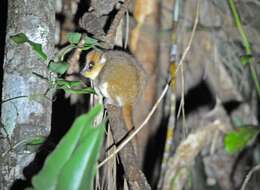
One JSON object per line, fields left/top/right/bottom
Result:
{"left": 100, "top": 53, "right": 107, "bottom": 64}
{"left": 86, "top": 50, "right": 101, "bottom": 62}
{"left": 86, "top": 50, "right": 95, "bottom": 62}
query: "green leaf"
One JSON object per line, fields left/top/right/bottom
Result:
{"left": 55, "top": 79, "right": 82, "bottom": 88}
{"left": 67, "top": 32, "right": 81, "bottom": 44}
{"left": 10, "top": 33, "right": 28, "bottom": 44}
{"left": 54, "top": 79, "right": 96, "bottom": 94}
{"left": 224, "top": 126, "right": 260, "bottom": 154}
{"left": 63, "top": 87, "right": 96, "bottom": 95}
{"left": 56, "top": 121, "right": 105, "bottom": 190}
{"left": 10, "top": 33, "right": 48, "bottom": 61}
{"left": 28, "top": 41, "right": 48, "bottom": 61}
{"left": 32, "top": 104, "right": 105, "bottom": 190}
{"left": 240, "top": 54, "right": 253, "bottom": 65}
{"left": 48, "top": 61, "right": 69, "bottom": 74}
{"left": 84, "top": 36, "right": 98, "bottom": 46}
{"left": 26, "top": 136, "right": 45, "bottom": 146}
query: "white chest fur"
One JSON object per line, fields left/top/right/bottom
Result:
{"left": 94, "top": 82, "right": 123, "bottom": 106}
{"left": 95, "top": 82, "right": 109, "bottom": 98}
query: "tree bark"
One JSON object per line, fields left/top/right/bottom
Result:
{"left": 0, "top": 0, "right": 55, "bottom": 189}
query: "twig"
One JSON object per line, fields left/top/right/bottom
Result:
{"left": 67, "top": 37, "right": 85, "bottom": 75}
{"left": 158, "top": 0, "right": 200, "bottom": 187}
{"left": 98, "top": 0, "right": 200, "bottom": 169}
{"left": 124, "top": 10, "right": 130, "bottom": 49}
{"left": 227, "top": 0, "right": 260, "bottom": 98}
{"left": 98, "top": 82, "right": 170, "bottom": 168}
{"left": 176, "top": 0, "right": 200, "bottom": 133}
{"left": 180, "top": 64, "right": 187, "bottom": 137}
{"left": 1, "top": 96, "right": 29, "bottom": 104}
{"left": 1, "top": 136, "right": 44, "bottom": 158}
{"left": 175, "top": 0, "right": 200, "bottom": 73}
{"left": 240, "top": 164, "right": 260, "bottom": 190}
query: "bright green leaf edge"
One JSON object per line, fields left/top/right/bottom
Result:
{"left": 48, "top": 62, "right": 69, "bottom": 75}
{"left": 67, "top": 32, "right": 81, "bottom": 44}
{"left": 10, "top": 33, "right": 48, "bottom": 61}
{"left": 224, "top": 127, "right": 260, "bottom": 154}
{"left": 10, "top": 33, "right": 28, "bottom": 44}
{"left": 32, "top": 104, "right": 104, "bottom": 190}
{"left": 56, "top": 121, "right": 105, "bottom": 190}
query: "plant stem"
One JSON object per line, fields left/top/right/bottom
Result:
{"left": 227, "top": 0, "right": 260, "bottom": 98}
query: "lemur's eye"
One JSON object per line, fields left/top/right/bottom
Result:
{"left": 88, "top": 61, "right": 95, "bottom": 69}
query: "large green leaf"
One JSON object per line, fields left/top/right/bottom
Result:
{"left": 224, "top": 126, "right": 260, "bottom": 154}
{"left": 56, "top": 122, "right": 105, "bottom": 190}
{"left": 32, "top": 104, "right": 105, "bottom": 190}
{"left": 10, "top": 33, "right": 48, "bottom": 61}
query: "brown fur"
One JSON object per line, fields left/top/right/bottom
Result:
{"left": 82, "top": 50, "right": 146, "bottom": 130}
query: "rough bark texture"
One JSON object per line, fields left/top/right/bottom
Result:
{"left": 0, "top": 0, "right": 55, "bottom": 189}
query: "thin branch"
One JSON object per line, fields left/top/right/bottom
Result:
{"left": 98, "top": 0, "right": 200, "bottom": 169}
{"left": 176, "top": 0, "right": 200, "bottom": 133}
{"left": 124, "top": 10, "right": 130, "bottom": 49}
{"left": 181, "top": 64, "right": 187, "bottom": 136}
{"left": 67, "top": 37, "right": 85, "bottom": 75}
{"left": 240, "top": 164, "right": 260, "bottom": 190}
{"left": 227, "top": 0, "right": 260, "bottom": 98}
{"left": 158, "top": 1, "right": 200, "bottom": 187}
{"left": 98, "top": 82, "right": 170, "bottom": 168}
{"left": 1, "top": 96, "right": 29, "bottom": 104}
{"left": 175, "top": 0, "right": 200, "bottom": 73}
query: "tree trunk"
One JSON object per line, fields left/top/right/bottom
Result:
{"left": 0, "top": 0, "right": 55, "bottom": 189}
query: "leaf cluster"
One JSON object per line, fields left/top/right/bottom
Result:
{"left": 11, "top": 33, "right": 105, "bottom": 190}
{"left": 10, "top": 32, "right": 99, "bottom": 95}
